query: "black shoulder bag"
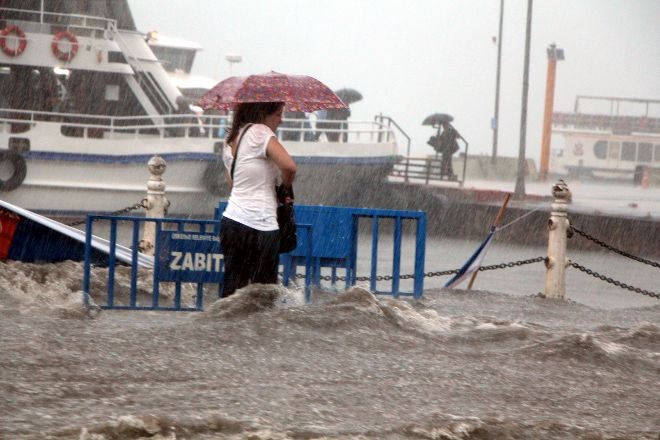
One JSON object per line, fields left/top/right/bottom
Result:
{"left": 231, "top": 124, "right": 297, "bottom": 254}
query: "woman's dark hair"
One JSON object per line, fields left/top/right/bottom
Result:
{"left": 226, "top": 102, "right": 284, "bottom": 144}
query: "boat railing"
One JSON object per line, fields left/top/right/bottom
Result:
{"left": 553, "top": 112, "right": 660, "bottom": 134}
{"left": 0, "top": 7, "right": 117, "bottom": 36}
{"left": 277, "top": 117, "right": 396, "bottom": 144}
{"left": 0, "top": 108, "right": 227, "bottom": 140}
{"left": 0, "top": 109, "right": 397, "bottom": 145}
{"left": 111, "top": 29, "right": 178, "bottom": 116}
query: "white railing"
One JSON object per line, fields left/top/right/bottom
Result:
{"left": 0, "top": 109, "right": 396, "bottom": 145}
{"left": 0, "top": 108, "right": 227, "bottom": 140}
{"left": 0, "top": 7, "right": 117, "bottom": 35}
{"left": 277, "top": 118, "right": 396, "bottom": 144}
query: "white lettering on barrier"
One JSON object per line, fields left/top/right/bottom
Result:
{"left": 169, "top": 251, "right": 222, "bottom": 272}
{"left": 171, "top": 233, "right": 219, "bottom": 242}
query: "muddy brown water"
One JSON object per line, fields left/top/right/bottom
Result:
{"left": 1, "top": 256, "right": 658, "bottom": 439}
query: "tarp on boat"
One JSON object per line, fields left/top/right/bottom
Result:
{"left": 0, "top": 200, "right": 152, "bottom": 267}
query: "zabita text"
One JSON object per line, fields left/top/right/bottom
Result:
{"left": 169, "top": 251, "right": 222, "bottom": 272}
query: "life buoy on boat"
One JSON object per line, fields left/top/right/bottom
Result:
{"left": 0, "top": 25, "right": 28, "bottom": 57}
{"left": 51, "top": 31, "right": 78, "bottom": 62}
{"left": 0, "top": 151, "right": 27, "bottom": 191}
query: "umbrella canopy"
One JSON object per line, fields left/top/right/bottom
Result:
{"left": 198, "top": 71, "right": 347, "bottom": 112}
{"left": 422, "top": 113, "right": 454, "bottom": 127}
{"left": 334, "top": 88, "right": 363, "bottom": 105}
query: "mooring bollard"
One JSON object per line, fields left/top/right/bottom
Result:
{"left": 544, "top": 179, "right": 571, "bottom": 299}
{"left": 139, "top": 155, "right": 169, "bottom": 256}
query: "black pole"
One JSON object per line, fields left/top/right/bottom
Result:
{"left": 514, "top": 0, "right": 533, "bottom": 200}
{"left": 491, "top": 0, "right": 504, "bottom": 164}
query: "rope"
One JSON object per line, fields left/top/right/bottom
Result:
{"left": 496, "top": 207, "right": 543, "bottom": 231}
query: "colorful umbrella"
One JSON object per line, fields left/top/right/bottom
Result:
{"left": 198, "top": 71, "right": 347, "bottom": 112}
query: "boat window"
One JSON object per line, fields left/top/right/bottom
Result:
{"left": 608, "top": 141, "right": 620, "bottom": 160}
{"left": 655, "top": 144, "right": 660, "bottom": 163}
{"left": 637, "top": 143, "right": 652, "bottom": 163}
{"left": 593, "top": 140, "right": 607, "bottom": 159}
{"left": 108, "top": 52, "right": 127, "bottom": 64}
{"left": 621, "top": 142, "right": 636, "bottom": 161}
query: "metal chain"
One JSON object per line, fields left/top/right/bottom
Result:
{"left": 569, "top": 260, "right": 660, "bottom": 299}
{"left": 570, "top": 225, "right": 660, "bottom": 269}
{"left": 477, "top": 256, "right": 546, "bottom": 271}
{"left": 66, "top": 199, "right": 147, "bottom": 227}
{"left": 291, "top": 256, "right": 546, "bottom": 282}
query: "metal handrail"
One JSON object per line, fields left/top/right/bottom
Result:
{"left": 0, "top": 7, "right": 117, "bottom": 33}
{"left": 110, "top": 29, "right": 177, "bottom": 117}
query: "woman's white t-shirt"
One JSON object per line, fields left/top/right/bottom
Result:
{"left": 222, "top": 124, "right": 279, "bottom": 231}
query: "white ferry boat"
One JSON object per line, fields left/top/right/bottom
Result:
{"left": 549, "top": 96, "right": 660, "bottom": 181}
{"left": 0, "top": 1, "right": 399, "bottom": 219}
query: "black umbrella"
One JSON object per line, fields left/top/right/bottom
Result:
{"left": 422, "top": 113, "right": 454, "bottom": 127}
{"left": 334, "top": 88, "right": 363, "bottom": 105}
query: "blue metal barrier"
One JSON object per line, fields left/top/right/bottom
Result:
{"left": 83, "top": 215, "right": 222, "bottom": 311}
{"left": 217, "top": 203, "right": 427, "bottom": 299}
{"left": 350, "top": 208, "right": 426, "bottom": 299}
{"left": 84, "top": 205, "right": 427, "bottom": 311}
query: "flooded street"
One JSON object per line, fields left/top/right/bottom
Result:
{"left": 1, "top": 236, "right": 658, "bottom": 439}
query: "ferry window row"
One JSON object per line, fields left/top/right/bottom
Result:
{"left": 593, "top": 140, "right": 660, "bottom": 163}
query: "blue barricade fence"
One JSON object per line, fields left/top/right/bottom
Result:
{"left": 82, "top": 215, "right": 223, "bottom": 311}
{"left": 83, "top": 205, "right": 427, "bottom": 311}
{"left": 217, "top": 203, "right": 427, "bottom": 299}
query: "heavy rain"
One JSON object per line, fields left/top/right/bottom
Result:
{"left": 0, "top": 1, "right": 659, "bottom": 439}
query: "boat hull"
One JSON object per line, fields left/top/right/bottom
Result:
{"left": 0, "top": 152, "right": 398, "bottom": 219}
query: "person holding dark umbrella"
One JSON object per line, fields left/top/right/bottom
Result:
{"left": 424, "top": 113, "right": 462, "bottom": 180}
{"left": 436, "top": 120, "right": 462, "bottom": 180}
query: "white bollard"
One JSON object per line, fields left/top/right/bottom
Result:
{"left": 139, "top": 155, "right": 169, "bottom": 255}
{"left": 544, "top": 179, "right": 571, "bottom": 299}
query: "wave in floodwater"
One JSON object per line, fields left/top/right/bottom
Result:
{"left": 1, "top": 260, "right": 658, "bottom": 439}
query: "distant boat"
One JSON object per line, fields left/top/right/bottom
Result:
{"left": 550, "top": 96, "right": 660, "bottom": 181}
{"left": 0, "top": 2, "right": 400, "bottom": 220}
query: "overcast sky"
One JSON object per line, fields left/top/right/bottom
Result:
{"left": 129, "top": 0, "right": 660, "bottom": 160}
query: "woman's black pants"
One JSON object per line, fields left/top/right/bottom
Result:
{"left": 220, "top": 217, "right": 280, "bottom": 297}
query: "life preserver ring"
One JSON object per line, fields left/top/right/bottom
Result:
{"left": 0, "top": 25, "right": 27, "bottom": 57}
{"left": 51, "top": 31, "right": 78, "bottom": 61}
{"left": 0, "top": 151, "right": 27, "bottom": 191}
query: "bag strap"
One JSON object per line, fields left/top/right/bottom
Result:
{"left": 230, "top": 123, "right": 254, "bottom": 180}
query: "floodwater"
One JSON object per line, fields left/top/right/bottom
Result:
{"left": 1, "top": 236, "right": 659, "bottom": 439}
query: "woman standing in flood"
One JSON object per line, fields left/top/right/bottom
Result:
{"left": 220, "top": 102, "right": 297, "bottom": 297}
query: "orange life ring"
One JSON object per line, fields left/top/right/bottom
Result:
{"left": 0, "top": 25, "right": 28, "bottom": 57}
{"left": 51, "top": 31, "right": 78, "bottom": 61}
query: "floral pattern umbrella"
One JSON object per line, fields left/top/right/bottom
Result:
{"left": 198, "top": 71, "right": 347, "bottom": 112}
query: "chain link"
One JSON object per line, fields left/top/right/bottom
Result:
{"left": 66, "top": 199, "right": 147, "bottom": 227}
{"left": 570, "top": 225, "right": 660, "bottom": 269}
{"left": 569, "top": 260, "right": 659, "bottom": 299}
{"left": 291, "top": 256, "right": 546, "bottom": 282}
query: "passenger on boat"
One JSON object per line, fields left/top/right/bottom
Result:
{"left": 220, "top": 102, "right": 297, "bottom": 297}
{"left": 280, "top": 111, "right": 314, "bottom": 141}
{"left": 316, "top": 107, "right": 351, "bottom": 142}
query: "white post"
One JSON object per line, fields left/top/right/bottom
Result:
{"left": 139, "top": 155, "right": 169, "bottom": 255}
{"left": 544, "top": 179, "right": 571, "bottom": 299}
